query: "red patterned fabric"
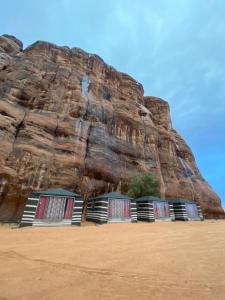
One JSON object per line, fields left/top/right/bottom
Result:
{"left": 44, "top": 196, "right": 66, "bottom": 220}
{"left": 123, "top": 201, "right": 126, "bottom": 217}
{"left": 64, "top": 197, "right": 75, "bottom": 219}
{"left": 108, "top": 199, "right": 112, "bottom": 218}
{"left": 35, "top": 196, "right": 48, "bottom": 219}
{"left": 185, "top": 203, "right": 198, "bottom": 218}
{"left": 127, "top": 200, "right": 130, "bottom": 217}
{"left": 123, "top": 200, "right": 130, "bottom": 218}
{"left": 35, "top": 196, "right": 71, "bottom": 220}
{"left": 154, "top": 202, "right": 170, "bottom": 219}
{"left": 108, "top": 199, "right": 131, "bottom": 219}
{"left": 154, "top": 203, "right": 158, "bottom": 217}
{"left": 164, "top": 203, "right": 169, "bottom": 216}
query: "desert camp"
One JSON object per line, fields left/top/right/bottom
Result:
{"left": 0, "top": 1, "right": 225, "bottom": 299}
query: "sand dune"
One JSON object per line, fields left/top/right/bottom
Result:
{"left": 0, "top": 221, "right": 225, "bottom": 299}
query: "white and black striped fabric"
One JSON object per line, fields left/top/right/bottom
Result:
{"left": 20, "top": 196, "right": 39, "bottom": 226}
{"left": 87, "top": 198, "right": 108, "bottom": 224}
{"left": 71, "top": 196, "right": 83, "bottom": 226}
{"left": 197, "top": 204, "right": 204, "bottom": 220}
{"left": 130, "top": 199, "right": 137, "bottom": 222}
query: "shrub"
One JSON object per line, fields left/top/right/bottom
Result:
{"left": 126, "top": 172, "right": 160, "bottom": 198}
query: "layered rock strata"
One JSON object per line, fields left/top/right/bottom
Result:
{"left": 0, "top": 35, "right": 223, "bottom": 220}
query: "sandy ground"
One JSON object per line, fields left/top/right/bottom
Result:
{"left": 0, "top": 221, "right": 225, "bottom": 300}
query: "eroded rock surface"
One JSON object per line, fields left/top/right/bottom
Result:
{"left": 0, "top": 35, "right": 224, "bottom": 220}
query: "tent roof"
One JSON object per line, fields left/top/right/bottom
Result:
{"left": 168, "top": 198, "right": 196, "bottom": 204}
{"left": 93, "top": 192, "right": 131, "bottom": 200}
{"left": 136, "top": 196, "right": 167, "bottom": 202}
{"left": 31, "top": 188, "right": 80, "bottom": 197}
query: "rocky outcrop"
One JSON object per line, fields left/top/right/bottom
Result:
{"left": 0, "top": 35, "right": 224, "bottom": 221}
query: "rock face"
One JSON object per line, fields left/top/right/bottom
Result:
{"left": 0, "top": 35, "right": 224, "bottom": 221}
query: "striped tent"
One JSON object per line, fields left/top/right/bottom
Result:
{"left": 169, "top": 199, "right": 203, "bottom": 221}
{"left": 20, "top": 188, "right": 83, "bottom": 227}
{"left": 136, "top": 196, "right": 175, "bottom": 222}
{"left": 86, "top": 192, "right": 137, "bottom": 224}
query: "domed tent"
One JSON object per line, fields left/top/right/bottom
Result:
{"left": 20, "top": 188, "right": 83, "bottom": 227}
{"left": 86, "top": 192, "right": 137, "bottom": 224}
{"left": 136, "top": 196, "right": 175, "bottom": 222}
{"left": 169, "top": 199, "right": 203, "bottom": 221}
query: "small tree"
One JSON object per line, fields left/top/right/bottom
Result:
{"left": 126, "top": 172, "right": 160, "bottom": 198}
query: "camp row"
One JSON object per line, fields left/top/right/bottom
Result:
{"left": 20, "top": 188, "right": 204, "bottom": 227}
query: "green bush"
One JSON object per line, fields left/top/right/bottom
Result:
{"left": 126, "top": 172, "right": 160, "bottom": 198}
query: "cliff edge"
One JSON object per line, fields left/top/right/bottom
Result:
{"left": 0, "top": 35, "right": 224, "bottom": 220}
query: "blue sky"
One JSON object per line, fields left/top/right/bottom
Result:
{"left": 1, "top": 0, "right": 224, "bottom": 208}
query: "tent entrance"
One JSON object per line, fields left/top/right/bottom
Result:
{"left": 35, "top": 196, "right": 74, "bottom": 222}
{"left": 185, "top": 203, "right": 199, "bottom": 219}
{"left": 153, "top": 201, "right": 170, "bottom": 220}
{"left": 108, "top": 199, "right": 131, "bottom": 222}
{"left": 44, "top": 196, "right": 66, "bottom": 220}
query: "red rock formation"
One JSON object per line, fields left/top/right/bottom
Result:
{"left": 0, "top": 35, "right": 224, "bottom": 220}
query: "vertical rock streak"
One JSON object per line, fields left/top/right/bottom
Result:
{"left": 175, "top": 141, "right": 195, "bottom": 199}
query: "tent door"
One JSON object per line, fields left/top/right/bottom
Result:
{"left": 153, "top": 202, "right": 170, "bottom": 220}
{"left": 44, "top": 196, "right": 67, "bottom": 221}
{"left": 108, "top": 199, "right": 131, "bottom": 222}
{"left": 185, "top": 203, "right": 199, "bottom": 219}
{"left": 35, "top": 196, "right": 67, "bottom": 221}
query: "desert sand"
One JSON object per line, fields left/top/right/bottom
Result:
{"left": 0, "top": 221, "right": 225, "bottom": 300}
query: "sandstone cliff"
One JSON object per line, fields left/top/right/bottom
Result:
{"left": 0, "top": 35, "right": 223, "bottom": 220}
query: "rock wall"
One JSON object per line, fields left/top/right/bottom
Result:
{"left": 0, "top": 35, "right": 224, "bottom": 221}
